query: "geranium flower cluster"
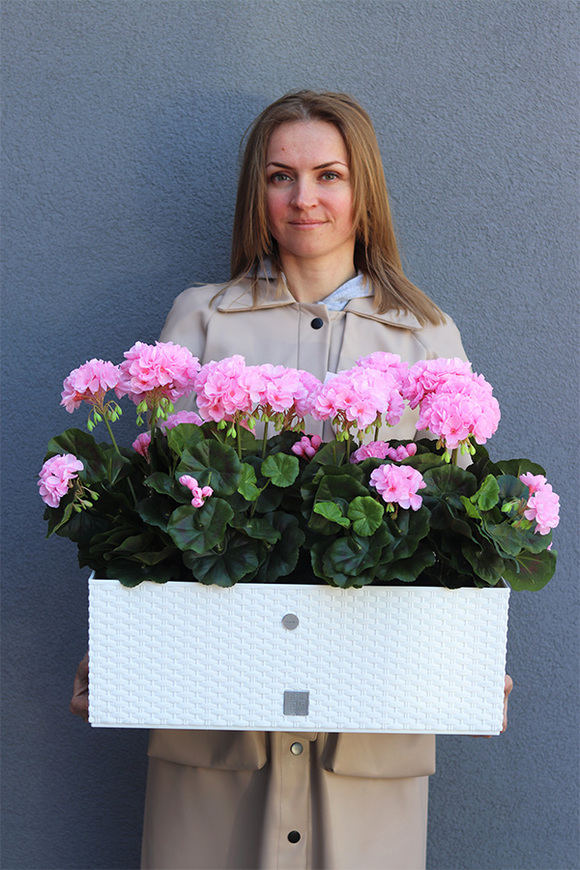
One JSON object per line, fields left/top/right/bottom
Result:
{"left": 60, "top": 342, "right": 200, "bottom": 432}
{"left": 61, "top": 359, "right": 123, "bottom": 431}
{"left": 355, "top": 351, "right": 411, "bottom": 385}
{"left": 312, "top": 366, "right": 406, "bottom": 435}
{"left": 61, "top": 359, "right": 122, "bottom": 413}
{"left": 117, "top": 341, "right": 200, "bottom": 417}
{"left": 404, "top": 359, "right": 500, "bottom": 452}
{"left": 194, "top": 356, "right": 321, "bottom": 429}
{"left": 370, "top": 464, "right": 426, "bottom": 511}
{"left": 38, "top": 453, "right": 84, "bottom": 508}
{"left": 520, "top": 473, "right": 560, "bottom": 535}
{"left": 179, "top": 475, "right": 213, "bottom": 508}
{"left": 350, "top": 440, "right": 418, "bottom": 463}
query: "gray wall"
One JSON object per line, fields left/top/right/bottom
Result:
{"left": 2, "top": 2, "right": 578, "bottom": 868}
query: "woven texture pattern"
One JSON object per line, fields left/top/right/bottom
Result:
{"left": 88, "top": 580, "right": 510, "bottom": 733}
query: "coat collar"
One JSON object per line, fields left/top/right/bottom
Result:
{"left": 215, "top": 278, "right": 423, "bottom": 331}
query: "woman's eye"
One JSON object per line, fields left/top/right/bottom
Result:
{"left": 321, "top": 171, "right": 340, "bottom": 181}
{"left": 269, "top": 171, "right": 292, "bottom": 183}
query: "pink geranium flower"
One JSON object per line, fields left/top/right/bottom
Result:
{"left": 519, "top": 472, "right": 549, "bottom": 495}
{"left": 132, "top": 432, "right": 151, "bottom": 460}
{"left": 38, "top": 454, "right": 84, "bottom": 508}
{"left": 412, "top": 368, "right": 500, "bottom": 450}
{"left": 117, "top": 341, "right": 199, "bottom": 408}
{"left": 312, "top": 366, "right": 406, "bottom": 433}
{"left": 370, "top": 464, "right": 426, "bottom": 511}
{"left": 161, "top": 410, "right": 204, "bottom": 431}
{"left": 355, "top": 352, "right": 410, "bottom": 389}
{"left": 195, "top": 355, "right": 252, "bottom": 422}
{"left": 195, "top": 357, "right": 323, "bottom": 429}
{"left": 179, "top": 475, "right": 213, "bottom": 508}
{"left": 403, "top": 358, "right": 473, "bottom": 408}
{"left": 61, "top": 359, "right": 121, "bottom": 413}
{"left": 519, "top": 473, "right": 560, "bottom": 535}
{"left": 350, "top": 441, "right": 418, "bottom": 463}
{"left": 291, "top": 434, "right": 322, "bottom": 458}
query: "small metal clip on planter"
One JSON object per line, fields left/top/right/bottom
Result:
{"left": 88, "top": 574, "right": 510, "bottom": 734}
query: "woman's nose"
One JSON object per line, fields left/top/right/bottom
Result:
{"left": 291, "top": 178, "right": 317, "bottom": 209}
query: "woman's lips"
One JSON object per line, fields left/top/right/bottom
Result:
{"left": 288, "top": 220, "right": 326, "bottom": 228}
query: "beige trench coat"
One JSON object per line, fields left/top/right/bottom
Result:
{"left": 141, "top": 278, "right": 468, "bottom": 870}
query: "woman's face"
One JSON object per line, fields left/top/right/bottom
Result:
{"left": 265, "top": 120, "right": 356, "bottom": 270}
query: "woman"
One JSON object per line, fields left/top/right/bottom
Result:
{"left": 72, "top": 91, "right": 512, "bottom": 870}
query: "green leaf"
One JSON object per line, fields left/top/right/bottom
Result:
{"left": 136, "top": 497, "right": 171, "bottom": 531}
{"left": 145, "top": 472, "right": 191, "bottom": 503}
{"left": 183, "top": 535, "right": 261, "bottom": 586}
{"left": 482, "top": 521, "right": 527, "bottom": 557}
{"left": 252, "top": 512, "right": 306, "bottom": 582}
{"left": 502, "top": 548, "right": 557, "bottom": 591}
{"left": 105, "top": 559, "right": 176, "bottom": 586}
{"left": 46, "top": 429, "right": 109, "bottom": 485}
{"left": 230, "top": 515, "right": 281, "bottom": 544}
{"left": 166, "top": 423, "right": 205, "bottom": 456}
{"left": 462, "top": 542, "right": 505, "bottom": 585}
{"left": 376, "top": 546, "right": 436, "bottom": 584}
{"left": 261, "top": 453, "right": 300, "bottom": 487}
{"left": 472, "top": 474, "right": 500, "bottom": 511}
{"left": 347, "top": 497, "right": 384, "bottom": 536}
{"left": 388, "top": 506, "right": 430, "bottom": 559}
{"left": 422, "top": 464, "right": 478, "bottom": 508}
{"left": 309, "top": 439, "right": 347, "bottom": 467}
{"left": 177, "top": 441, "right": 242, "bottom": 496}
{"left": 315, "top": 471, "right": 369, "bottom": 503}
{"left": 237, "top": 463, "right": 261, "bottom": 501}
{"left": 497, "top": 458, "right": 547, "bottom": 479}
{"left": 313, "top": 501, "right": 351, "bottom": 528}
{"left": 167, "top": 499, "right": 234, "bottom": 553}
{"left": 460, "top": 496, "right": 482, "bottom": 519}
{"left": 320, "top": 530, "right": 389, "bottom": 588}
{"left": 497, "top": 475, "right": 528, "bottom": 503}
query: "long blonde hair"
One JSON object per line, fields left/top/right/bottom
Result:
{"left": 230, "top": 90, "right": 444, "bottom": 325}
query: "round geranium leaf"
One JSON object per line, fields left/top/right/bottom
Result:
{"left": 167, "top": 499, "right": 234, "bottom": 553}
{"left": 253, "top": 512, "right": 306, "bottom": 582}
{"left": 313, "top": 501, "right": 351, "bottom": 528}
{"left": 347, "top": 496, "right": 384, "bottom": 536}
{"left": 471, "top": 474, "right": 500, "bottom": 511}
{"left": 237, "top": 463, "right": 261, "bottom": 501}
{"left": 502, "top": 549, "right": 557, "bottom": 591}
{"left": 261, "top": 453, "right": 300, "bottom": 487}
{"left": 177, "top": 441, "right": 242, "bottom": 496}
{"left": 166, "top": 424, "right": 206, "bottom": 456}
{"left": 422, "top": 465, "right": 477, "bottom": 509}
{"left": 183, "top": 535, "right": 261, "bottom": 586}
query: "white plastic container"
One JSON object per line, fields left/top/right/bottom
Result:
{"left": 88, "top": 576, "right": 510, "bottom": 734}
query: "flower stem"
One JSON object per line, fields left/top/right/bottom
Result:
{"left": 103, "top": 415, "right": 121, "bottom": 455}
{"left": 103, "top": 415, "right": 138, "bottom": 505}
{"left": 451, "top": 447, "right": 458, "bottom": 465}
{"left": 261, "top": 421, "right": 269, "bottom": 459}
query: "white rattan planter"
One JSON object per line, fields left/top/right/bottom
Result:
{"left": 88, "top": 576, "right": 510, "bottom": 734}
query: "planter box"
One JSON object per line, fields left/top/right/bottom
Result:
{"left": 88, "top": 577, "right": 510, "bottom": 734}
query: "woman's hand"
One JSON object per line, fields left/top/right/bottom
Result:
{"left": 70, "top": 651, "right": 89, "bottom": 722}
{"left": 501, "top": 674, "right": 513, "bottom": 733}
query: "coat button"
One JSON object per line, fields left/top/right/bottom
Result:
{"left": 310, "top": 317, "right": 324, "bottom": 329}
{"left": 290, "top": 742, "right": 304, "bottom": 756}
{"left": 288, "top": 831, "right": 301, "bottom": 843}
